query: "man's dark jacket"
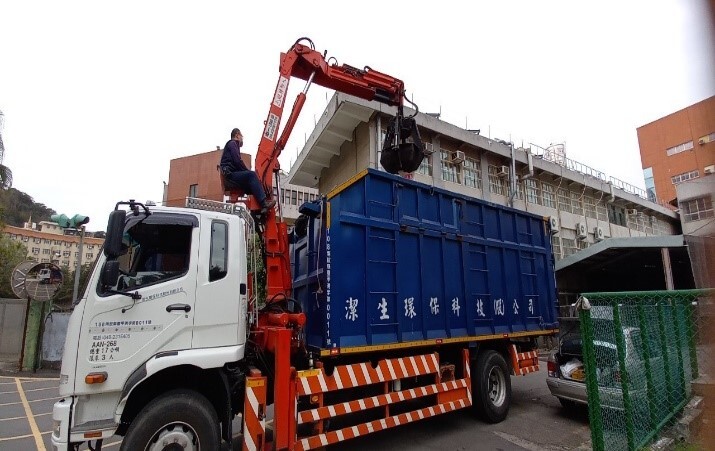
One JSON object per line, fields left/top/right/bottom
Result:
{"left": 220, "top": 139, "right": 249, "bottom": 173}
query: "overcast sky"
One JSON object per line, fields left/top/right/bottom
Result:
{"left": 1, "top": 1, "right": 713, "bottom": 231}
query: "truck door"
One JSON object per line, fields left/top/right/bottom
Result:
{"left": 73, "top": 213, "right": 199, "bottom": 395}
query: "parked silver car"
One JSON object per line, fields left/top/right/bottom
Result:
{"left": 546, "top": 319, "right": 660, "bottom": 411}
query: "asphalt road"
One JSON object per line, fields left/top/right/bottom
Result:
{"left": 0, "top": 363, "right": 591, "bottom": 450}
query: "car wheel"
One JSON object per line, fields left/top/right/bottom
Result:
{"left": 120, "top": 390, "right": 220, "bottom": 451}
{"left": 472, "top": 350, "right": 511, "bottom": 423}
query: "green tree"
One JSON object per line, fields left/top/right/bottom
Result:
{"left": 0, "top": 234, "right": 28, "bottom": 298}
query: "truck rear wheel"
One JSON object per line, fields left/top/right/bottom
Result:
{"left": 120, "top": 389, "right": 220, "bottom": 451}
{"left": 472, "top": 350, "right": 511, "bottom": 423}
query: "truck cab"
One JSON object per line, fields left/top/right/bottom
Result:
{"left": 52, "top": 200, "right": 253, "bottom": 449}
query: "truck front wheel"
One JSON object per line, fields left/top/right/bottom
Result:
{"left": 472, "top": 350, "right": 511, "bottom": 423}
{"left": 120, "top": 390, "right": 220, "bottom": 451}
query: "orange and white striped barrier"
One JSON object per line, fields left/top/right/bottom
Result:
{"left": 296, "top": 353, "right": 440, "bottom": 396}
{"left": 509, "top": 344, "right": 539, "bottom": 375}
{"left": 295, "top": 349, "right": 473, "bottom": 450}
{"left": 242, "top": 375, "right": 267, "bottom": 451}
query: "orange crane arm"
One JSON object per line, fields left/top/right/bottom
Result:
{"left": 253, "top": 37, "right": 423, "bottom": 302}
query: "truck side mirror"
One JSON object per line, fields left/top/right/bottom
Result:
{"left": 104, "top": 210, "right": 126, "bottom": 258}
{"left": 102, "top": 260, "right": 120, "bottom": 287}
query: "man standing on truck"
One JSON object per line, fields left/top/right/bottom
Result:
{"left": 220, "top": 127, "right": 276, "bottom": 213}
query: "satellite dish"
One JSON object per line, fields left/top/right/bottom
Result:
{"left": 11, "top": 262, "right": 64, "bottom": 302}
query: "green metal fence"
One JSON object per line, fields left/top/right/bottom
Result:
{"left": 578, "top": 289, "right": 714, "bottom": 451}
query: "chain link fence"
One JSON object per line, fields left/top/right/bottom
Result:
{"left": 578, "top": 289, "right": 714, "bottom": 451}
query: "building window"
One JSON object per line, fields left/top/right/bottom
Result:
{"left": 298, "top": 191, "right": 304, "bottom": 205}
{"left": 291, "top": 190, "right": 297, "bottom": 205}
{"left": 441, "top": 150, "right": 460, "bottom": 183}
{"left": 62, "top": 260, "right": 69, "bottom": 266}
{"left": 23, "top": 236, "right": 29, "bottom": 242}
{"left": 666, "top": 141, "right": 694, "bottom": 156}
{"left": 41, "top": 258, "right": 49, "bottom": 263}
{"left": 577, "top": 239, "right": 589, "bottom": 250}
{"left": 43, "top": 248, "right": 50, "bottom": 254}
{"left": 32, "top": 247, "right": 40, "bottom": 255}
{"left": 608, "top": 204, "right": 627, "bottom": 227}
{"left": 524, "top": 179, "right": 540, "bottom": 204}
{"left": 34, "top": 238, "right": 41, "bottom": 243}
{"left": 681, "top": 196, "right": 714, "bottom": 222}
{"left": 63, "top": 251, "right": 70, "bottom": 257}
{"left": 570, "top": 192, "right": 583, "bottom": 216}
{"left": 584, "top": 196, "right": 597, "bottom": 218}
{"left": 671, "top": 170, "right": 699, "bottom": 185}
{"left": 487, "top": 165, "right": 508, "bottom": 196}
{"left": 557, "top": 189, "right": 571, "bottom": 213}
{"left": 551, "top": 235, "right": 562, "bottom": 260}
{"left": 561, "top": 238, "right": 577, "bottom": 257}
{"left": 75, "top": 252, "right": 79, "bottom": 258}
{"left": 542, "top": 183, "right": 556, "bottom": 208}
{"left": 44, "top": 239, "right": 50, "bottom": 244}
{"left": 188, "top": 184, "right": 198, "bottom": 198}
{"left": 418, "top": 154, "right": 433, "bottom": 176}
{"left": 643, "top": 167, "right": 657, "bottom": 202}
{"left": 463, "top": 157, "right": 481, "bottom": 189}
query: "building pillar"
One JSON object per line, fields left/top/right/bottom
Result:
{"left": 479, "top": 150, "right": 491, "bottom": 202}
{"left": 432, "top": 135, "right": 445, "bottom": 189}
{"left": 661, "top": 247, "right": 674, "bottom": 290}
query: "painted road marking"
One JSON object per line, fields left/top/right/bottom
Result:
{"left": 0, "top": 412, "right": 52, "bottom": 422}
{"left": 15, "top": 378, "right": 46, "bottom": 451}
{"left": 0, "top": 386, "right": 57, "bottom": 395}
{"left": 0, "top": 396, "right": 61, "bottom": 407}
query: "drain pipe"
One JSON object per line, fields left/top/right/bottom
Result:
{"left": 508, "top": 142, "right": 518, "bottom": 207}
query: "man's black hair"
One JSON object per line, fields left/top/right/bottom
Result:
{"left": 231, "top": 128, "right": 242, "bottom": 139}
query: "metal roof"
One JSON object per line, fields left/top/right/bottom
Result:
{"left": 555, "top": 235, "right": 686, "bottom": 272}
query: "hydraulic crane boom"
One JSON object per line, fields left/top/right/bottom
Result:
{"left": 252, "top": 37, "right": 424, "bottom": 303}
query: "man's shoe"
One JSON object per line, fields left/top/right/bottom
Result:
{"left": 260, "top": 199, "right": 277, "bottom": 214}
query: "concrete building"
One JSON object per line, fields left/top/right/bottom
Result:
{"left": 289, "top": 93, "right": 680, "bottom": 262}
{"left": 2, "top": 220, "right": 104, "bottom": 269}
{"left": 637, "top": 95, "right": 715, "bottom": 204}
{"left": 675, "top": 175, "right": 714, "bottom": 289}
{"left": 166, "top": 148, "right": 318, "bottom": 224}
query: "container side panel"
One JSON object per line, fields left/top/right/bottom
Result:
{"left": 397, "top": 232, "right": 425, "bottom": 342}
{"left": 418, "top": 189, "right": 441, "bottom": 229}
{"left": 421, "top": 234, "right": 446, "bottom": 339}
{"left": 465, "top": 243, "right": 493, "bottom": 335}
{"left": 440, "top": 195, "right": 458, "bottom": 230}
{"left": 501, "top": 210, "right": 517, "bottom": 244}
{"left": 367, "top": 226, "right": 398, "bottom": 344}
{"left": 463, "top": 202, "right": 485, "bottom": 238}
{"left": 366, "top": 176, "right": 394, "bottom": 221}
{"left": 397, "top": 184, "right": 420, "bottom": 227}
{"left": 444, "top": 238, "right": 467, "bottom": 337}
{"left": 331, "top": 223, "right": 367, "bottom": 347}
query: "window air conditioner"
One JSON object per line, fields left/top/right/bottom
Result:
{"left": 698, "top": 138, "right": 707, "bottom": 145}
{"left": 423, "top": 142, "right": 436, "bottom": 155}
{"left": 594, "top": 226, "right": 605, "bottom": 241}
{"left": 549, "top": 216, "right": 559, "bottom": 234}
{"left": 497, "top": 165, "right": 509, "bottom": 178}
{"left": 704, "top": 165, "right": 715, "bottom": 175}
{"left": 627, "top": 209, "right": 638, "bottom": 215}
{"left": 450, "top": 151, "right": 466, "bottom": 165}
{"left": 576, "top": 222, "right": 588, "bottom": 239}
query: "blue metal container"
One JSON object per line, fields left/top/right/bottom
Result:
{"left": 292, "top": 169, "right": 558, "bottom": 353}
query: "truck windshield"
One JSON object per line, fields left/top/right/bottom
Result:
{"left": 104, "top": 221, "right": 192, "bottom": 292}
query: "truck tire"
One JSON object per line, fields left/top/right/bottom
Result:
{"left": 120, "top": 389, "right": 220, "bottom": 451}
{"left": 472, "top": 350, "right": 511, "bottom": 423}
